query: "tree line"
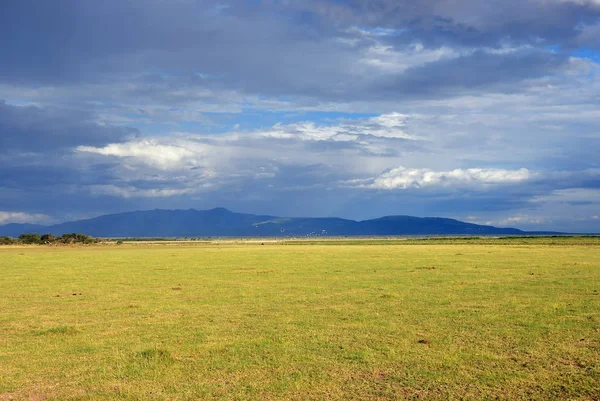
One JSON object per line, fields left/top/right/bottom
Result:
{"left": 0, "top": 233, "right": 100, "bottom": 245}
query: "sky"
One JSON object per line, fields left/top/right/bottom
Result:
{"left": 0, "top": 0, "right": 599, "bottom": 232}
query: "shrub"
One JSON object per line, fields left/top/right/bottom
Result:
{"left": 60, "top": 233, "right": 98, "bottom": 244}
{"left": 18, "top": 233, "right": 41, "bottom": 244}
{"left": 40, "top": 234, "right": 56, "bottom": 243}
{"left": 11, "top": 232, "right": 100, "bottom": 245}
{"left": 0, "top": 236, "right": 14, "bottom": 245}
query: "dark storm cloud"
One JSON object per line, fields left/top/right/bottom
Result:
{"left": 0, "top": 162, "right": 119, "bottom": 189}
{"left": 376, "top": 49, "right": 568, "bottom": 97}
{"left": 0, "top": 159, "right": 126, "bottom": 220}
{"left": 0, "top": 100, "right": 138, "bottom": 151}
{"left": 1, "top": 0, "right": 596, "bottom": 101}
{"left": 0, "top": 1, "right": 216, "bottom": 83}
{"left": 0, "top": 1, "right": 354, "bottom": 88}
{"left": 290, "top": 0, "right": 600, "bottom": 47}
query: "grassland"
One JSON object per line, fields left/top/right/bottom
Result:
{"left": 0, "top": 239, "right": 599, "bottom": 400}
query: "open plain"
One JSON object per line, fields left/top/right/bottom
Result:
{"left": 0, "top": 238, "right": 599, "bottom": 400}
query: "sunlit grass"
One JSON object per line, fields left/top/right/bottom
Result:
{"left": 0, "top": 240, "right": 598, "bottom": 400}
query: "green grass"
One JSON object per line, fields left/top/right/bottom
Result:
{"left": 34, "top": 325, "right": 79, "bottom": 336}
{"left": 0, "top": 240, "right": 599, "bottom": 400}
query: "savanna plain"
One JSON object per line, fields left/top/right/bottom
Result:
{"left": 0, "top": 238, "right": 599, "bottom": 400}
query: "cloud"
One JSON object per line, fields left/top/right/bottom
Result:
{"left": 486, "top": 215, "right": 548, "bottom": 227}
{"left": 292, "top": 0, "right": 600, "bottom": 47}
{"left": 1, "top": 0, "right": 596, "bottom": 104}
{"left": 263, "top": 113, "right": 415, "bottom": 141}
{"left": 87, "top": 185, "right": 199, "bottom": 199}
{"left": 468, "top": 186, "right": 600, "bottom": 232}
{"left": 352, "top": 167, "right": 534, "bottom": 189}
{"left": 0, "top": 211, "right": 52, "bottom": 225}
{"left": 529, "top": 187, "right": 600, "bottom": 204}
{"left": 75, "top": 113, "right": 422, "bottom": 179}
{"left": 376, "top": 49, "right": 569, "bottom": 97}
{"left": 0, "top": 100, "right": 137, "bottom": 151}
{"left": 78, "top": 140, "right": 201, "bottom": 169}
{"left": 64, "top": 114, "right": 425, "bottom": 203}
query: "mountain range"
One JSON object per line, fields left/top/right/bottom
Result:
{"left": 0, "top": 207, "right": 559, "bottom": 238}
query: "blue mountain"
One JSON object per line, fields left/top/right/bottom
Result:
{"left": 0, "top": 207, "right": 539, "bottom": 237}
{"left": 0, "top": 208, "right": 540, "bottom": 237}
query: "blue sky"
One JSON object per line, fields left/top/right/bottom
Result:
{"left": 0, "top": 0, "right": 599, "bottom": 232}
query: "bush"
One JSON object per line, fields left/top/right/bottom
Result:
{"left": 40, "top": 234, "right": 56, "bottom": 243}
{"left": 18, "top": 233, "right": 41, "bottom": 244}
{"left": 10, "top": 232, "right": 100, "bottom": 245}
{"left": 0, "top": 236, "right": 14, "bottom": 245}
{"left": 60, "top": 233, "right": 97, "bottom": 244}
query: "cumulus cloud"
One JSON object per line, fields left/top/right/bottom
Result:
{"left": 76, "top": 113, "right": 419, "bottom": 177}
{"left": 263, "top": 113, "right": 415, "bottom": 141}
{"left": 0, "top": 212, "right": 51, "bottom": 224}
{"left": 87, "top": 185, "right": 200, "bottom": 199}
{"left": 352, "top": 167, "right": 534, "bottom": 189}
{"left": 77, "top": 140, "right": 202, "bottom": 169}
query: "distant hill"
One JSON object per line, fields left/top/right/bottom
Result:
{"left": 0, "top": 207, "right": 551, "bottom": 237}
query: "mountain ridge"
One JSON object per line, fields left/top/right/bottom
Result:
{"left": 0, "top": 207, "right": 558, "bottom": 237}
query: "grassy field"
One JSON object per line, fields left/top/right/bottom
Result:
{"left": 0, "top": 239, "right": 599, "bottom": 400}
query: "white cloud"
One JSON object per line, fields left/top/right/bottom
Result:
{"left": 73, "top": 112, "right": 549, "bottom": 201}
{"left": 487, "top": 215, "right": 547, "bottom": 227}
{"left": 354, "top": 167, "right": 533, "bottom": 190}
{"left": 77, "top": 140, "right": 202, "bottom": 169}
{"left": 0, "top": 212, "right": 51, "bottom": 225}
{"left": 530, "top": 188, "right": 600, "bottom": 204}
{"left": 575, "top": 22, "right": 600, "bottom": 45}
{"left": 552, "top": 0, "right": 600, "bottom": 5}
{"left": 88, "top": 185, "right": 200, "bottom": 199}
{"left": 262, "top": 113, "right": 415, "bottom": 141}
{"left": 73, "top": 112, "right": 421, "bottom": 198}
{"left": 482, "top": 187, "right": 600, "bottom": 232}
{"left": 462, "top": 214, "right": 547, "bottom": 228}
{"left": 360, "top": 43, "right": 460, "bottom": 74}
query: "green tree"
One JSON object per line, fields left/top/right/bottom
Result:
{"left": 40, "top": 234, "right": 56, "bottom": 243}
{"left": 18, "top": 233, "right": 41, "bottom": 244}
{"left": 0, "top": 236, "right": 14, "bottom": 245}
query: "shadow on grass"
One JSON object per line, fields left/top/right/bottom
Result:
{"left": 34, "top": 325, "right": 78, "bottom": 336}
{"left": 134, "top": 348, "right": 174, "bottom": 364}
